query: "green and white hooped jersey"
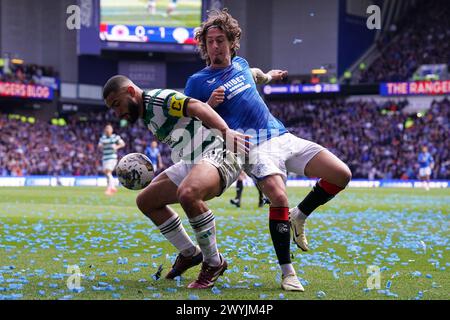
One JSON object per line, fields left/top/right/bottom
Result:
{"left": 99, "top": 134, "right": 124, "bottom": 162}
{"left": 142, "top": 89, "right": 223, "bottom": 163}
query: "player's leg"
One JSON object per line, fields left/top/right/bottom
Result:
{"left": 177, "top": 148, "right": 241, "bottom": 289}
{"left": 103, "top": 168, "right": 113, "bottom": 195}
{"left": 303, "top": 149, "right": 352, "bottom": 187}
{"left": 147, "top": 0, "right": 156, "bottom": 14}
{"left": 230, "top": 171, "right": 245, "bottom": 207}
{"left": 110, "top": 160, "right": 118, "bottom": 193}
{"left": 424, "top": 174, "right": 430, "bottom": 191}
{"left": 103, "top": 168, "right": 110, "bottom": 194}
{"left": 286, "top": 138, "right": 351, "bottom": 251}
{"left": 419, "top": 168, "right": 426, "bottom": 190}
{"left": 252, "top": 175, "right": 269, "bottom": 207}
{"left": 299, "top": 149, "right": 351, "bottom": 219}
{"left": 103, "top": 159, "right": 118, "bottom": 195}
{"left": 258, "top": 174, "right": 304, "bottom": 292}
{"left": 258, "top": 186, "right": 264, "bottom": 207}
{"left": 136, "top": 171, "right": 202, "bottom": 279}
{"left": 425, "top": 167, "right": 431, "bottom": 191}
{"left": 177, "top": 160, "right": 228, "bottom": 289}
{"left": 245, "top": 136, "right": 303, "bottom": 291}
{"left": 166, "top": 0, "right": 177, "bottom": 16}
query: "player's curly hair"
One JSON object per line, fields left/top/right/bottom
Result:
{"left": 194, "top": 8, "right": 242, "bottom": 66}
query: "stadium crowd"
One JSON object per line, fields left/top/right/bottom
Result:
{"left": 0, "top": 111, "right": 172, "bottom": 177}
{"left": 0, "top": 54, "right": 58, "bottom": 85}
{"left": 358, "top": 0, "right": 450, "bottom": 83}
{"left": 268, "top": 98, "right": 449, "bottom": 180}
{"left": 1, "top": 98, "right": 448, "bottom": 180}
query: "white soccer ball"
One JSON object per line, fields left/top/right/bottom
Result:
{"left": 116, "top": 153, "right": 155, "bottom": 190}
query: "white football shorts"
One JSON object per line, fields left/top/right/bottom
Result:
{"left": 163, "top": 147, "right": 242, "bottom": 196}
{"left": 103, "top": 159, "right": 118, "bottom": 172}
{"left": 419, "top": 167, "right": 431, "bottom": 177}
{"left": 244, "top": 133, "right": 325, "bottom": 181}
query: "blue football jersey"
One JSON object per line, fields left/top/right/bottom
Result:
{"left": 418, "top": 152, "right": 433, "bottom": 168}
{"left": 185, "top": 56, "right": 288, "bottom": 144}
{"left": 145, "top": 146, "right": 160, "bottom": 165}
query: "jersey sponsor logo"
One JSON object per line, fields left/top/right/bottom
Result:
{"left": 206, "top": 78, "right": 216, "bottom": 84}
{"left": 227, "top": 84, "right": 251, "bottom": 100}
{"left": 223, "top": 75, "right": 246, "bottom": 90}
{"left": 222, "top": 75, "right": 251, "bottom": 99}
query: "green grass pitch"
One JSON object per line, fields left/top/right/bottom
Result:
{"left": 101, "top": 0, "right": 201, "bottom": 27}
{"left": 0, "top": 186, "right": 448, "bottom": 300}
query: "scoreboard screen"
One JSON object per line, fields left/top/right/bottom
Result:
{"left": 99, "top": 0, "right": 201, "bottom": 45}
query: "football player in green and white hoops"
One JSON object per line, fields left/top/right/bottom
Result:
{"left": 98, "top": 124, "right": 125, "bottom": 196}
{"left": 103, "top": 75, "right": 250, "bottom": 289}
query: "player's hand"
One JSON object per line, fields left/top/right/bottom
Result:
{"left": 267, "top": 69, "right": 288, "bottom": 81}
{"left": 223, "top": 129, "right": 253, "bottom": 155}
{"left": 207, "top": 86, "right": 225, "bottom": 108}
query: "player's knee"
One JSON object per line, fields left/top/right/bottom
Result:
{"left": 264, "top": 185, "right": 288, "bottom": 206}
{"left": 136, "top": 192, "right": 146, "bottom": 212}
{"left": 136, "top": 192, "right": 153, "bottom": 215}
{"left": 177, "top": 185, "right": 200, "bottom": 206}
{"left": 260, "top": 178, "right": 288, "bottom": 206}
{"left": 270, "top": 192, "right": 288, "bottom": 207}
{"left": 339, "top": 165, "right": 352, "bottom": 187}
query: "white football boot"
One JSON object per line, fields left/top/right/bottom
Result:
{"left": 289, "top": 207, "right": 309, "bottom": 251}
{"left": 281, "top": 274, "right": 305, "bottom": 292}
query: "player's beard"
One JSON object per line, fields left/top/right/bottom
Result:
{"left": 127, "top": 100, "right": 140, "bottom": 124}
{"left": 212, "top": 56, "right": 223, "bottom": 66}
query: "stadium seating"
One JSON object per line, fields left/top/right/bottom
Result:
{"left": 358, "top": 1, "right": 450, "bottom": 83}
{"left": 0, "top": 54, "right": 58, "bottom": 85}
{"left": 0, "top": 111, "right": 171, "bottom": 177}
{"left": 1, "top": 98, "right": 448, "bottom": 179}
{"left": 268, "top": 98, "right": 449, "bottom": 180}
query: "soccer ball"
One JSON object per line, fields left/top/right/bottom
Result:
{"left": 116, "top": 153, "right": 155, "bottom": 190}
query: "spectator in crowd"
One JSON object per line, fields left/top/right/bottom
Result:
{"left": 0, "top": 98, "right": 448, "bottom": 180}
{"left": 0, "top": 54, "right": 58, "bottom": 85}
{"left": 358, "top": 1, "right": 450, "bottom": 83}
{"left": 267, "top": 98, "right": 449, "bottom": 180}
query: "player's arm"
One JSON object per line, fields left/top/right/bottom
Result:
{"left": 114, "top": 138, "right": 126, "bottom": 151}
{"left": 186, "top": 99, "right": 252, "bottom": 154}
{"left": 251, "top": 67, "right": 288, "bottom": 84}
{"left": 167, "top": 91, "right": 252, "bottom": 154}
{"left": 157, "top": 154, "right": 164, "bottom": 169}
{"left": 207, "top": 86, "right": 225, "bottom": 108}
{"left": 186, "top": 99, "right": 229, "bottom": 132}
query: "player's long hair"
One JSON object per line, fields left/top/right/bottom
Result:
{"left": 194, "top": 8, "right": 242, "bottom": 66}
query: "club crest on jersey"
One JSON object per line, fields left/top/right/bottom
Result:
{"left": 233, "top": 62, "right": 243, "bottom": 71}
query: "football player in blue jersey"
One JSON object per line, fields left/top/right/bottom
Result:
{"left": 145, "top": 140, "right": 164, "bottom": 174}
{"left": 418, "top": 145, "right": 434, "bottom": 191}
{"left": 185, "top": 9, "right": 352, "bottom": 291}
